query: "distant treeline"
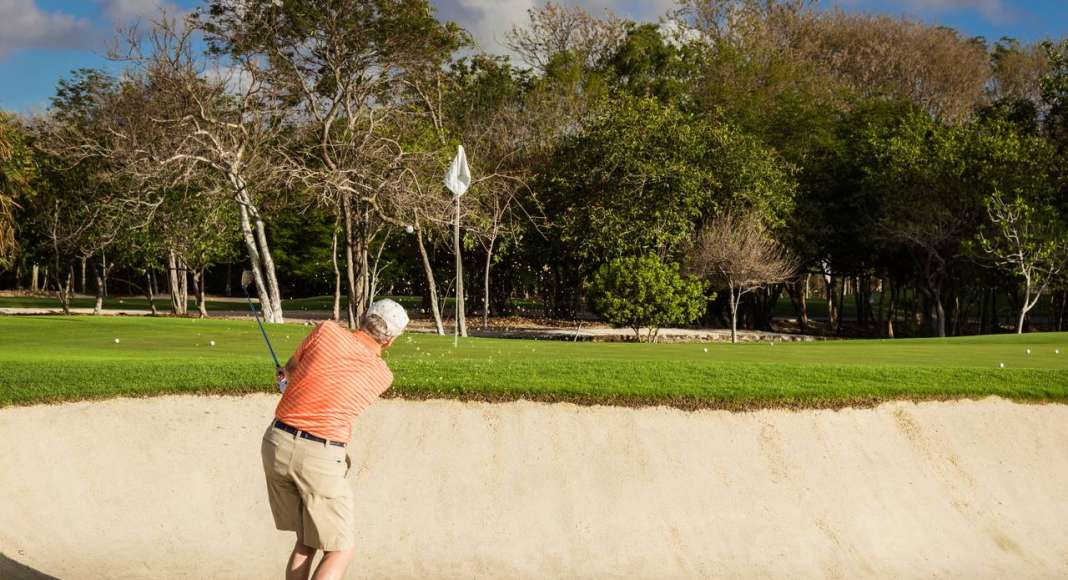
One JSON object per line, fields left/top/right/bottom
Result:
{"left": 1, "top": 1, "right": 1067, "bottom": 338}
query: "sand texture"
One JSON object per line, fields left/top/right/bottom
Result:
{"left": 1, "top": 395, "right": 1066, "bottom": 579}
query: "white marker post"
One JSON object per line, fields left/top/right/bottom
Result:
{"left": 445, "top": 145, "right": 472, "bottom": 347}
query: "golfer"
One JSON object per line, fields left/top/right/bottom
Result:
{"left": 261, "top": 299, "right": 409, "bottom": 580}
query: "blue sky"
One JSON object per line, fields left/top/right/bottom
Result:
{"left": 2, "top": 0, "right": 1066, "bottom": 113}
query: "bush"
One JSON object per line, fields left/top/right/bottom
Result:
{"left": 587, "top": 255, "right": 707, "bottom": 342}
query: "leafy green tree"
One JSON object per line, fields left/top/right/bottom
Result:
{"left": 1041, "top": 39, "right": 1068, "bottom": 149}
{"left": 600, "top": 23, "right": 696, "bottom": 104}
{"left": 587, "top": 255, "right": 706, "bottom": 342}
{"left": 541, "top": 94, "right": 793, "bottom": 266}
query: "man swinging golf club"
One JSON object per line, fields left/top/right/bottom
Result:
{"left": 261, "top": 299, "right": 409, "bottom": 580}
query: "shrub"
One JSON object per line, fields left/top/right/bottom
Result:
{"left": 587, "top": 255, "right": 706, "bottom": 342}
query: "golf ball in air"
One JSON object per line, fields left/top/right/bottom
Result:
{"left": 209, "top": 340, "right": 216, "bottom": 347}
{"left": 405, "top": 225, "right": 415, "bottom": 234}
{"left": 114, "top": 338, "right": 120, "bottom": 344}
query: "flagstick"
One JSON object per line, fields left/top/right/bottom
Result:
{"left": 445, "top": 144, "right": 470, "bottom": 346}
{"left": 454, "top": 192, "right": 463, "bottom": 347}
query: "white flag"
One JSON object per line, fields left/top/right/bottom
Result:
{"left": 444, "top": 145, "right": 471, "bottom": 197}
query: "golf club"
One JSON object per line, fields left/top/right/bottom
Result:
{"left": 240, "top": 270, "right": 286, "bottom": 393}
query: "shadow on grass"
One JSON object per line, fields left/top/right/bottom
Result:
{"left": 0, "top": 553, "right": 59, "bottom": 580}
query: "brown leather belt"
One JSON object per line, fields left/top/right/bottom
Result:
{"left": 273, "top": 419, "right": 346, "bottom": 447}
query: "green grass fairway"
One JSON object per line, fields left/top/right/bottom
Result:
{"left": 1, "top": 316, "right": 1067, "bottom": 409}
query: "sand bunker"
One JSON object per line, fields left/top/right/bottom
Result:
{"left": 1, "top": 395, "right": 1067, "bottom": 579}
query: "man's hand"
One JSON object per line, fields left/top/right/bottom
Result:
{"left": 276, "top": 366, "right": 288, "bottom": 394}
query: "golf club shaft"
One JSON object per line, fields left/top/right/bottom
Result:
{"left": 243, "top": 287, "right": 281, "bottom": 369}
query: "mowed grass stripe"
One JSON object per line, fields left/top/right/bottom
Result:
{"left": 1, "top": 316, "right": 1067, "bottom": 409}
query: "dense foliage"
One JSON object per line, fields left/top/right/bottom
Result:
{"left": 3, "top": 0, "right": 1068, "bottom": 338}
{"left": 587, "top": 255, "right": 706, "bottom": 342}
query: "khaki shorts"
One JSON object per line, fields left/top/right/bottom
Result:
{"left": 261, "top": 423, "right": 354, "bottom": 551}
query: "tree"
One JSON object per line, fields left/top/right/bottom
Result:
{"left": 447, "top": 56, "right": 536, "bottom": 329}
{"left": 541, "top": 94, "right": 793, "bottom": 266}
{"left": 587, "top": 255, "right": 706, "bottom": 342}
{"left": 115, "top": 13, "right": 290, "bottom": 322}
{"left": 689, "top": 211, "right": 797, "bottom": 343}
{"left": 857, "top": 111, "right": 976, "bottom": 337}
{"left": 977, "top": 192, "right": 1065, "bottom": 334}
{"left": 0, "top": 113, "right": 36, "bottom": 267}
{"left": 505, "top": 2, "right": 625, "bottom": 72}
{"left": 202, "top": 0, "right": 465, "bottom": 327}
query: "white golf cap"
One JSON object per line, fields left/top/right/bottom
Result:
{"left": 367, "top": 299, "right": 409, "bottom": 337}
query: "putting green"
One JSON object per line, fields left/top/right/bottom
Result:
{"left": 1, "top": 316, "right": 1067, "bottom": 408}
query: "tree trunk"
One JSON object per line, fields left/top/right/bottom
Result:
{"left": 179, "top": 258, "right": 188, "bottom": 314}
{"left": 835, "top": 278, "right": 846, "bottom": 336}
{"left": 192, "top": 266, "right": 208, "bottom": 318}
{"left": 235, "top": 190, "right": 277, "bottom": 323}
{"left": 886, "top": 285, "right": 896, "bottom": 339}
{"left": 1017, "top": 279, "right": 1030, "bottom": 334}
{"left": 225, "top": 262, "right": 232, "bottom": 297}
{"left": 101, "top": 253, "right": 108, "bottom": 298}
{"left": 59, "top": 267, "right": 73, "bottom": 315}
{"left": 343, "top": 195, "right": 358, "bottom": 329}
{"left": 1057, "top": 292, "right": 1067, "bottom": 332}
{"left": 93, "top": 260, "right": 105, "bottom": 315}
{"left": 31, "top": 263, "right": 39, "bottom": 293}
{"left": 331, "top": 228, "right": 341, "bottom": 322}
{"left": 80, "top": 257, "right": 87, "bottom": 295}
{"left": 482, "top": 235, "right": 496, "bottom": 330}
{"left": 252, "top": 212, "right": 282, "bottom": 321}
{"left": 790, "top": 276, "right": 809, "bottom": 331}
{"left": 145, "top": 271, "right": 159, "bottom": 316}
{"left": 360, "top": 229, "right": 371, "bottom": 309}
{"left": 730, "top": 289, "right": 740, "bottom": 344}
{"left": 416, "top": 227, "right": 445, "bottom": 335}
{"left": 932, "top": 287, "right": 947, "bottom": 338}
{"left": 167, "top": 250, "right": 182, "bottom": 315}
{"left": 453, "top": 196, "right": 467, "bottom": 338}
{"left": 826, "top": 276, "right": 837, "bottom": 331}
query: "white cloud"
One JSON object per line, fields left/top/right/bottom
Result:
{"left": 96, "top": 0, "right": 183, "bottom": 25}
{"left": 0, "top": 0, "right": 97, "bottom": 57}
{"left": 432, "top": 0, "right": 676, "bottom": 54}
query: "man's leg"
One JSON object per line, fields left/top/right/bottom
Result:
{"left": 286, "top": 530, "right": 317, "bottom": 580}
{"left": 312, "top": 548, "right": 354, "bottom": 580}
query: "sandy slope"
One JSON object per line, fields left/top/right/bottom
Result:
{"left": 1, "top": 395, "right": 1066, "bottom": 579}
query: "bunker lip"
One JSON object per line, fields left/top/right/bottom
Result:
{"left": 5, "top": 386, "right": 1068, "bottom": 413}
{"left": 2, "top": 395, "right": 1067, "bottom": 579}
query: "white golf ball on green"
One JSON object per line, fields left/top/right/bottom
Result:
{"left": 209, "top": 340, "right": 216, "bottom": 347}
{"left": 114, "top": 338, "right": 120, "bottom": 344}
{"left": 999, "top": 362, "right": 1005, "bottom": 368}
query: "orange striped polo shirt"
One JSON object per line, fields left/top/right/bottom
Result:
{"left": 274, "top": 321, "right": 394, "bottom": 443}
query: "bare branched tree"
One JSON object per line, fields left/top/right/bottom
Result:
{"left": 506, "top": 2, "right": 625, "bottom": 72}
{"left": 689, "top": 211, "right": 798, "bottom": 343}
{"left": 114, "top": 13, "right": 289, "bottom": 322}
{"left": 202, "top": 0, "right": 465, "bottom": 327}
{"left": 978, "top": 191, "right": 1066, "bottom": 334}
